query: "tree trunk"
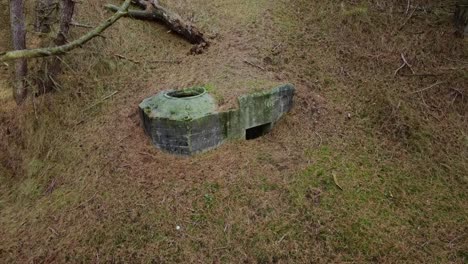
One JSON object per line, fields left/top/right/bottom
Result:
{"left": 455, "top": 0, "right": 468, "bottom": 37}
{"left": 9, "top": 0, "right": 28, "bottom": 104}
{"left": 35, "top": 0, "right": 58, "bottom": 33}
{"left": 37, "top": 0, "right": 75, "bottom": 94}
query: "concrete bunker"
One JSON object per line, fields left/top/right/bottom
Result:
{"left": 139, "top": 84, "right": 295, "bottom": 155}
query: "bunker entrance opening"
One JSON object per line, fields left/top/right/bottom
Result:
{"left": 246, "top": 123, "right": 272, "bottom": 140}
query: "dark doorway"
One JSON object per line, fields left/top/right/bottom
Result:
{"left": 246, "top": 123, "right": 272, "bottom": 140}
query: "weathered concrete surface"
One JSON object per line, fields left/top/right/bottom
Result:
{"left": 139, "top": 87, "right": 223, "bottom": 155}
{"left": 139, "top": 84, "right": 295, "bottom": 155}
{"left": 238, "top": 84, "right": 295, "bottom": 139}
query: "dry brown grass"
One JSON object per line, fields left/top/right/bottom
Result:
{"left": 0, "top": 0, "right": 467, "bottom": 263}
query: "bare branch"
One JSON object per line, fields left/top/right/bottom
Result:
{"left": 409, "top": 81, "right": 446, "bottom": 94}
{"left": 0, "top": 0, "right": 132, "bottom": 62}
{"left": 104, "top": 2, "right": 208, "bottom": 45}
{"left": 70, "top": 21, "right": 94, "bottom": 28}
{"left": 394, "top": 53, "right": 415, "bottom": 76}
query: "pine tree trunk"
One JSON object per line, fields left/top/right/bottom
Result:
{"left": 9, "top": 0, "right": 28, "bottom": 104}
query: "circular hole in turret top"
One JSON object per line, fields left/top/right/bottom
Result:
{"left": 165, "top": 87, "right": 206, "bottom": 99}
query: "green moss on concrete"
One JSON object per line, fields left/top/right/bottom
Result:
{"left": 139, "top": 87, "right": 217, "bottom": 121}
{"left": 139, "top": 84, "right": 295, "bottom": 155}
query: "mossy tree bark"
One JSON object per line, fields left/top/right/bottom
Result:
{"left": 9, "top": 0, "right": 28, "bottom": 104}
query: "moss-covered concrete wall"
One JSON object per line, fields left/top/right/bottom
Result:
{"left": 139, "top": 84, "right": 295, "bottom": 155}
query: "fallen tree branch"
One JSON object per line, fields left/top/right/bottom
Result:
{"left": 0, "top": 0, "right": 132, "bottom": 62}
{"left": 114, "top": 54, "right": 140, "bottom": 64}
{"left": 131, "top": 0, "right": 157, "bottom": 10}
{"left": 83, "top": 90, "right": 119, "bottom": 112}
{"left": 244, "top": 60, "right": 266, "bottom": 71}
{"left": 409, "top": 81, "right": 446, "bottom": 94}
{"left": 104, "top": 2, "right": 208, "bottom": 45}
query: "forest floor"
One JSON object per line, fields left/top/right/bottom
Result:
{"left": 0, "top": 0, "right": 467, "bottom": 263}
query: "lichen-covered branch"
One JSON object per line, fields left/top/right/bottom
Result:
{"left": 0, "top": 0, "right": 132, "bottom": 62}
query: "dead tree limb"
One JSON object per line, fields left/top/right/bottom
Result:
{"left": 9, "top": 0, "right": 28, "bottom": 103}
{"left": 104, "top": 1, "right": 208, "bottom": 45}
{"left": 0, "top": 0, "right": 132, "bottom": 62}
{"left": 130, "top": 0, "right": 157, "bottom": 10}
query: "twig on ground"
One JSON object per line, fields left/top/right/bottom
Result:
{"left": 114, "top": 54, "right": 140, "bottom": 64}
{"left": 48, "top": 74, "right": 64, "bottom": 91}
{"left": 139, "top": 151, "right": 157, "bottom": 159}
{"left": 73, "top": 192, "right": 98, "bottom": 210}
{"left": 450, "top": 88, "right": 464, "bottom": 104}
{"left": 150, "top": 59, "right": 182, "bottom": 64}
{"left": 45, "top": 178, "right": 57, "bottom": 194}
{"left": 410, "top": 81, "right": 446, "bottom": 94}
{"left": 83, "top": 91, "right": 119, "bottom": 112}
{"left": 48, "top": 227, "right": 60, "bottom": 237}
{"left": 394, "top": 53, "right": 415, "bottom": 76}
{"left": 405, "top": 0, "right": 411, "bottom": 15}
{"left": 276, "top": 232, "right": 290, "bottom": 244}
{"left": 315, "top": 131, "right": 323, "bottom": 147}
{"left": 31, "top": 95, "right": 38, "bottom": 120}
{"left": 399, "top": 5, "right": 417, "bottom": 31}
{"left": 401, "top": 73, "right": 441, "bottom": 77}
{"left": 74, "top": 120, "right": 85, "bottom": 127}
{"left": 117, "top": 134, "right": 131, "bottom": 143}
{"left": 445, "top": 58, "right": 468, "bottom": 64}
{"left": 243, "top": 60, "right": 266, "bottom": 71}
{"left": 56, "top": 56, "right": 78, "bottom": 74}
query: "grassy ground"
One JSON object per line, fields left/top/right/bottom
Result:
{"left": 0, "top": 0, "right": 467, "bottom": 262}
